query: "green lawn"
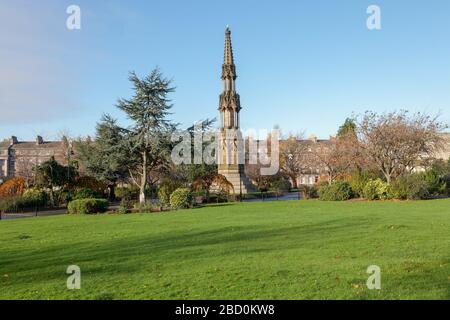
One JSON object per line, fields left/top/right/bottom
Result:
{"left": 0, "top": 199, "right": 449, "bottom": 300}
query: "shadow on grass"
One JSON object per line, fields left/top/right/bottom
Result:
{"left": 0, "top": 217, "right": 368, "bottom": 282}
{"left": 0, "top": 215, "right": 448, "bottom": 299}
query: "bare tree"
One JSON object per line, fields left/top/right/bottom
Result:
{"left": 357, "top": 110, "right": 448, "bottom": 183}
{"left": 311, "top": 137, "right": 353, "bottom": 184}
{"left": 14, "top": 157, "right": 38, "bottom": 187}
{"left": 279, "top": 133, "right": 309, "bottom": 188}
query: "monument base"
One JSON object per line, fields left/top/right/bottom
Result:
{"left": 218, "top": 165, "right": 255, "bottom": 194}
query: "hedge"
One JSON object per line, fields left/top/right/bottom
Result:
{"left": 169, "top": 188, "right": 193, "bottom": 209}
{"left": 67, "top": 198, "right": 109, "bottom": 215}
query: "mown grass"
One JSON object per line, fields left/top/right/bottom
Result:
{"left": 0, "top": 199, "right": 449, "bottom": 300}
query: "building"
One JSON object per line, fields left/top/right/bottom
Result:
{"left": 217, "top": 27, "right": 255, "bottom": 194}
{"left": 0, "top": 136, "right": 70, "bottom": 183}
{"left": 436, "top": 133, "right": 450, "bottom": 161}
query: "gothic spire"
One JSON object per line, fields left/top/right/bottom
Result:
{"left": 222, "top": 26, "right": 236, "bottom": 80}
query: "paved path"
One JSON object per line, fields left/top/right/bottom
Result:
{"left": 243, "top": 192, "right": 301, "bottom": 202}
{"left": 0, "top": 208, "right": 68, "bottom": 220}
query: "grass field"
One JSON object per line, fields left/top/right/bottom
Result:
{"left": 0, "top": 199, "right": 449, "bottom": 300}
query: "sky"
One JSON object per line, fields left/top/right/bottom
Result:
{"left": 1, "top": 0, "right": 449, "bottom": 141}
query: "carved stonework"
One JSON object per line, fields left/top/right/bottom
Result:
{"left": 217, "top": 27, "right": 255, "bottom": 194}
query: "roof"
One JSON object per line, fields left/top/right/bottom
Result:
{"left": 10, "top": 141, "right": 64, "bottom": 149}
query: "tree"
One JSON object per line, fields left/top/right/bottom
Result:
{"left": 75, "top": 115, "right": 128, "bottom": 200}
{"left": 279, "top": 134, "right": 309, "bottom": 188}
{"left": 357, "top": 111, "right": 448, "bottom": 183}
{"left": 14, "top": 157, "right": 38, "bottom": 187}
{"left": 35, "top": 156, "right": 76, "bottom": 206}
{"left": 337, "top": 118, "right": 357, "bottom": 138}
{"left": 311, "top": 137, "right": 353, "bottom": 184}
{"left": 117, "top": 69, "right": 176, "bottom": 204}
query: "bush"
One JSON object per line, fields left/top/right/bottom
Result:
{"left": 158, "top": 180, "right": 183, "bottom": 207}
{"left": 0, "top": 177, "right": 26, "bottom": 198}
{"left": 22, "top": 188, "right": 48, "bottom": 207}
{"left": 299, "top": 185, "right": 318, "bottom": 199}
{"left": 318, "top": 181, "right": 353, "bottom": 201}
{"left": 74, "top": 188, "right": 99, "bottom": 200}
{"left": 349, "top": 171, "right": 372, "bottom": 198}
{"left": 363, "top": 179, "right": 391, "bottom": 200}
{"left": 67, "top": 198, "right": 109, "bottom": 215}
{"left": 271, "top": 179, "right": 292, "bottom": 193}
{"left": 390, "top": 174, "right": 430, "bottom": 200}
{"left": 421, "top": 170, "right": 447, "bottom": 197}
{"left": 169, "top": 188, "right": 193, "bottom": 209}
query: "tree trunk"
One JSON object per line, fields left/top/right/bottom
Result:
{"left": 139, "top": 151, "right": 147, "bottom": 205}
{"left": 108, "top": 184, "right": 116, "bottom": 202}
{"left": 290, "top": 175, "right": 298, "bottom": 189}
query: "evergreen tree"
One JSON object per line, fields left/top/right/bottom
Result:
{"left": 117, "top": 69, "right": 176, "bottom": 204}
{"left": 76, "top": 114, "right": 128, "bottom": 200}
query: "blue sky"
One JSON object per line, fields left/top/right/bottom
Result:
{"left": 1, "top": 0, "right": 449, "bottom": 140}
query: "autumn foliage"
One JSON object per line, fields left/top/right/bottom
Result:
{"left": 0, "top": 177, "right": 26, "bottom": 198}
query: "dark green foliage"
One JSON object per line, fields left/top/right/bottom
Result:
{"left": 67, "top": 199, "right": 109, "bottom": 215}
{"left": 115, "top": 186, "right": 139, "bottom": 200}
{"left": 271, "top": 179, "right": 292, "bottom": 193}
{"left": 349, "top": 171, "right": 372, "bottom": 198}
{"left": 75, "top": 115, "right": 128, "bottom": 201}
{"left": 337, "top": 118, "right": 357, "bottom": 138}
{"left": 116, "top": 69, "right": 176, "bottom": 204}
{"left": 74, "top": 188, "right": 99, "bottom": 200}
{"left": 318, "top": 181, "right": 353, "bottom": 201}
{"left": 390, "top": 174, "right": 430, "bottom": 200}
{"left": 158, "top": 180, "right": 183, "bottom": 207}
{"left": 169, "top": 188, "right": 193, "bottom": 209}
{"left": 34, "top": 156, "right": 77, "bottom": 207}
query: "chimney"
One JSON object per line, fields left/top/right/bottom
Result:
{"left": 36, "top": 135, "right": 44, "bottom": 145}
{"left": 308, "top": 134, "right": 317, "bottom": 143}
{"left": 10, "top": 136, "right": 18, "bottom": 145}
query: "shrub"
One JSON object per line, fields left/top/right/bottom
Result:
{"left": 157, "top": 180, "right": 183, "bottom": 206}
{"left": 116, "top": 204, "right": 130, "bottom": 214}
{"left": 318, "top": 181, "right": 353, "bottom": 201}
{"left": 22, "top": 188, "right": 48, "bottom": 207}
{"left": 0, "top": 177, "right": 26, "bottom": 198}
{"left": 67, "top": 198, "right": 109, "bottom": 215}
{"left": 390, "top": 174, "right": 430, "bottom": 200}
{"left": 299, "top": 185, "right": 318, "bottom": 199}
{"left": 0, "top": 193, "right": 47, "bottom": 212}
{"left": 74, "top": 188, "right": 99, "bottom": 200}
{"left": 271, "top": 179, "right": 292, "bottom": 193}
{"left": 421, "top": 170, "right": 447, "bottom": 197}
{"left": 363, "top": 179, "right": 391, "bottom": 200}
{"left": 158, "top": 185, "right": 174, "bottom": 207}
{"left": 349, "top": 171, "right": 372, "bottom": 198}
{"left": 169, "top": 188, "right": 193, "bottom": 209}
